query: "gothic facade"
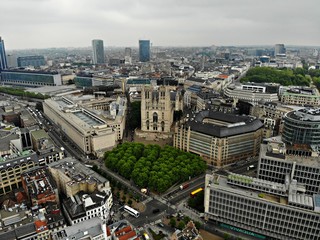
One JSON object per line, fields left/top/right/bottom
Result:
{"left": 141, "top": 85, "right": 182, "bottom": 133}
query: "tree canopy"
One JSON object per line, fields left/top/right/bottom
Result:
{"left": 241, "top": 67, "right": 311, "bottom": 86}
{"left": 104, "top": 142, "right": 206, "bottom": 193}
{"left": 0, "top": 86, "right": 49, "bottom": 99}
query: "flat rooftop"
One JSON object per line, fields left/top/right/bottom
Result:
{"left": 210, "top": 174, "right": 288, "bottom": 205}
{"left": 73, "top": 111, "right": 105, "bottom": 125}
{"left": 48, "top": 158, "right": 108, "bottom": 185}
{"left": 260, "top": 139, "right": 320, "bottom": 168}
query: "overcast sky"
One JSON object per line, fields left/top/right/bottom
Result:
{"left": 1, "top": 0, "right": 319, "bottom": 49}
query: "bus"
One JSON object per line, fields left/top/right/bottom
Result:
{"left": 124, "top": 205, "right": 140, "bottom": 218}
{"left": 190, "top": 187, "right": 204, "bottom": 197}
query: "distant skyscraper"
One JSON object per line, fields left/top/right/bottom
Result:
{"left": 125, "top": 47, "right": 132, "bottom": 58}
{"left": 92, "top": 39, "right": 105, "bottom": 64}
{"left": 139, "top": 40, "right": 150, "bottom": 62}
{"left": 0, "top": 37, "right": 8, "bottom": 71}
{"left": 274, "top": 44, "right": 286, "bottom": 56}
{"left": 124, "top": 47, "right": 132, "bottom": 65}
{"left": 6, "top": 54, "right": 18, "bottom": 68}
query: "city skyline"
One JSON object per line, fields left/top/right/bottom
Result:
{"left": 1, "top": 0, "right": 319, "bottom": 50}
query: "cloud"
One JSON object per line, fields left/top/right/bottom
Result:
{"left": 0, "top": 0, "right": 319, "bottom": 49}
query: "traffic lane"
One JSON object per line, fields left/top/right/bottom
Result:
{"left": 168, "top": 182, "right": 204, "bottom": 205}
{"left": 129, "top": 199, "right": 173, "bottom": 227}
{"left": 229, "top": 161, "right": 258, "bottom": 174}
{"left": 163, "top": 174, "right": 205, "bottom": 198}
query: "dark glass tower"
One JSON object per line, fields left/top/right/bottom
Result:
{"left": 92, "top": 39, "right": 105, "bottom": 64}
{"left": 139, "top": 40, "right": 150, "bottom": 62}
{"left": 0, "top": 37, "right": 8, "bottom": 71}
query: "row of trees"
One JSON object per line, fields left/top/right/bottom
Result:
{"left": 240, "top": 67, "right": 311, "bottom": 86}
{"left": 104, "top": 142, "right": 206, "bottom": 193}
{"left": 91, "top": 164, "right": 141, "bottom": 204}
{"left": 0, "top": 86, "right": 49, "bottom": 99}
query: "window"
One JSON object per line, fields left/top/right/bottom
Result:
{"left": 153, "top": 112, "right": 158, "bottom": 123}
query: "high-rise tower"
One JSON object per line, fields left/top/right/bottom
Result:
{"left": 274, "top": 44, "right": 286, "bottom": 56}
{"left": 124, "top": 47, "right": 132, "bottom": 65}
{"left": 139, "top": 40, "right": 150, "bottom": 62}
{"left": 92, "top": 39, "right": 105, "bottom": 64}
{"left": 0, "top": 37, "right": 8, "bottom": 71}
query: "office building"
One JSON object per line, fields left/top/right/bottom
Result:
{"left": 282, "top": 108, "right": 320, "bottom": 147}
{"left": 92, "top": 39, "right": 105, "bottom": 64}
{"left": 17, "top": 55, "right": 46, "bottom": 67}
{"left": 257, "top": 137, "right": 320, "bottom": 195}
{"left": 224, "top": 83, "right": 279, "bottom": 104}
{"left": 139, "top": 39, "right": 150, "bottom": 62}
{"left": 6, "top": 54, "right": 18, "bottom": 68}
{"left": 275, "top": 44, "right": 286, "bottom": 56}
{"left": 43, "top": 94, "right": 126, "bottom": 156}
{"left": 124, "top": 47, "right": 132, "bottom": 65}
{"left": 0, "top": 37, "right": 8, "bottom": 71}
{"left": 0, "top": 69, "right": 62, "bottom": 87}
{"left": 280, "top": 87, "right": 320, "bottom": 107}
{"left": 74, "top": 73, "right": 114, "bottom": 88}
{"left": 141, "top": 85, "right": 183, "bottom": 133}
{"left": 204, "top": 173, "right": 320, "bottom": 240}
{"left": 174, "top": 110, "right": 263, "bottom": 166}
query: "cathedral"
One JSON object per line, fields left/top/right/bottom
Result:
{"left": 141, "top": 85, "right": 183, "bottom": 133}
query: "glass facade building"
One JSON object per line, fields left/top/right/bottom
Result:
{"left": 0, "top": 70, "right": 62, "bottom": 87}
{"left": 139, "top": 40, "right": 150, "bottom": 62}
{"left": 0, "top": 37, "right": 8, "bottom": 71}
{"left": 282, "top": 109, "right": 320, "bottom": 147}
{"left": 17, "top": 55, "right": 46, "bottom": 67}
{"left": 92, "top": 39, "right": 105, "bottom": 64}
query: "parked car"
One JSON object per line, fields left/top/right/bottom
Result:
{"left": 152, "top": 208, "right": 160, "bottom": 214}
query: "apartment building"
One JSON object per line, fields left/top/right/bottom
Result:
{"left": 0, "top": 150, "right": 39, "bottom": 196}
{"left": 51, "top": 217, "right": 107, "bottom": 240}
{"left": 48, "top": 158, "right": 113, "bottom": 225}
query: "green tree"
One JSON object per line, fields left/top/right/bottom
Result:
{"left": 169, "top": 218, "right": 176, "bottom": 228}
{"left": 103, "top": 142, "right": 206, "bottom": 193}
{"left": 194, "top": 221, "right": 202, "bottom": 230}
{"left": 241, "top": 67, "right": 310, "bottom": 86}
{"left": 127, "top": 199, "right": 133, "bottom": 206}
{"left": 177, "top": 221, "right": 185, "bottom": 230}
